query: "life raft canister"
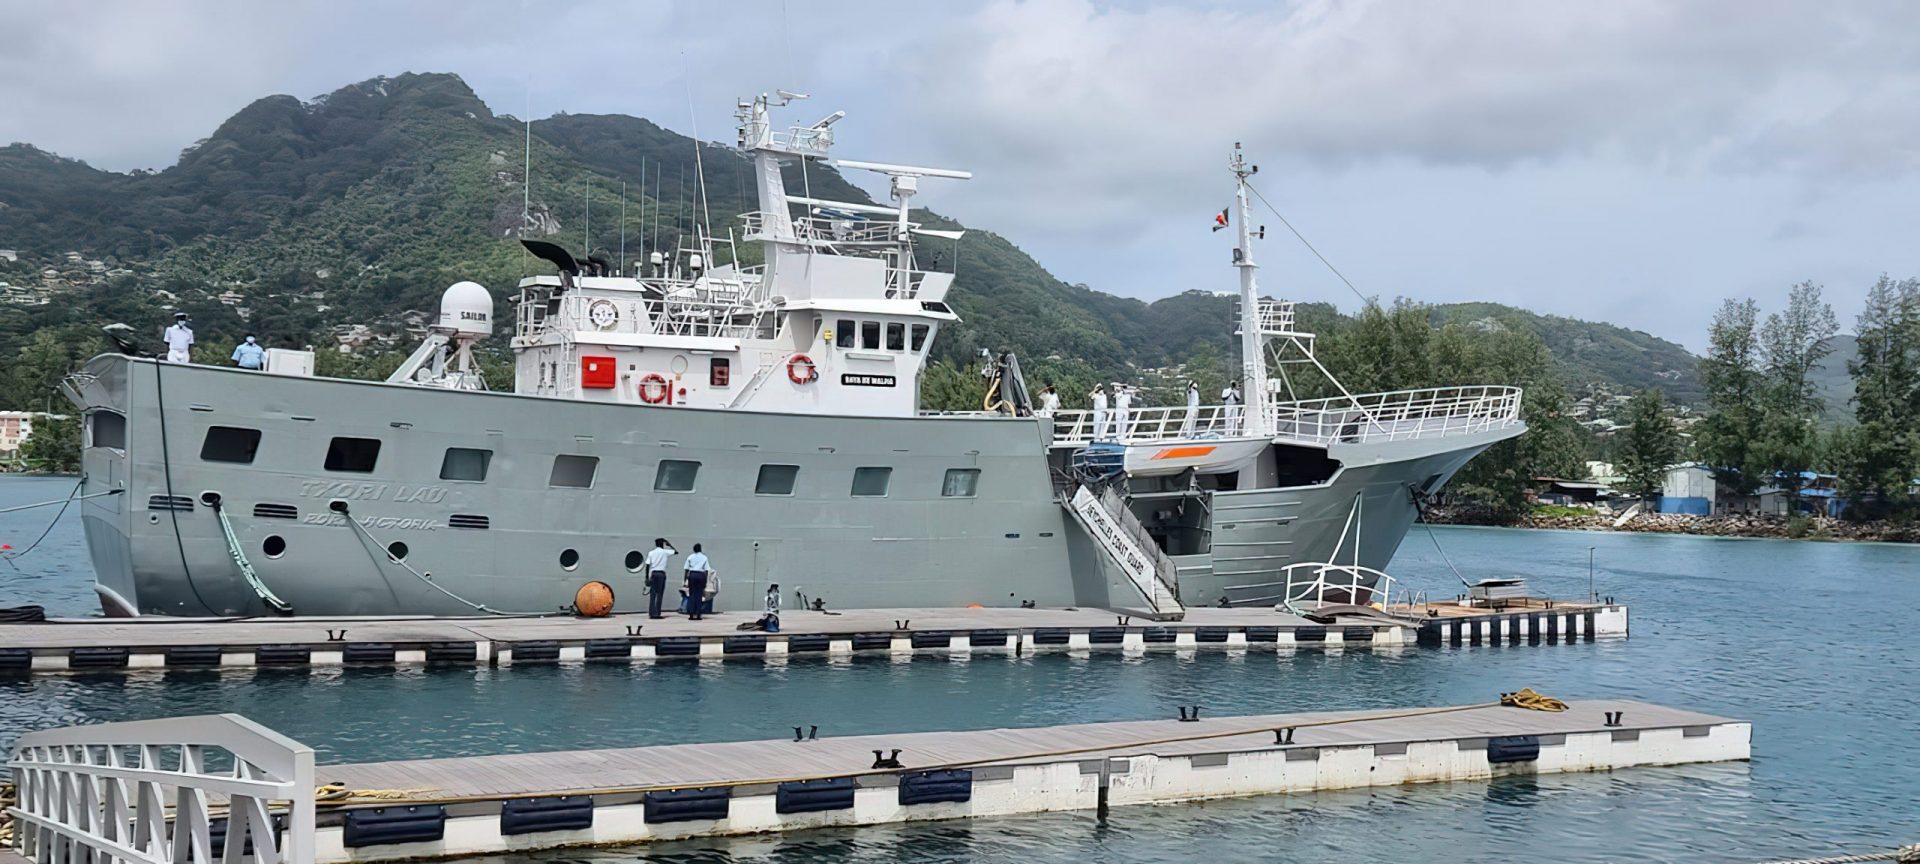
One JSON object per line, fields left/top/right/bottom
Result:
{"left": 788, "top": 354, "right": 819, "bottom": 385}
{"left": 638, "top": 373, "right": 671, "bottom": 404}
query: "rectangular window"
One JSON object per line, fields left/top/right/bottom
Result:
{"left": 89, "top": 411, "right": 127, "bottom": 450}
{"left": 942, "top": 468, "right": 981, "bottom": 498}
{"left": 199, "top": 425, "right": 259, "bottom": 463}
{"left": 324, "top": 437, "right": 381, "bottom": 472}
{"left": 710, "top": 358, "right": 731, "bottom": 387}
{"left": 755, "top": 464, "right": 799, "bottom": 496}
{"left": 549, "top": 454, "right": 599, "bottom": 488}
{"left": 886, "top": 322, "right": 905, "bottom": 351}
{"left": 836, "top": 319, "right": 855, "bottom": 348}
{"left": 440, "top": 447, "right": 493, "bottom": 482}
{"left": 860, "top": 320, "right": 881, "bottom": 350}
{"left": 851, "top": 466, "right": 892, "bottom": 497}
{"left": 910, "top": 324, "right": 930, "bottom": 352}
{"left": 654, "top": 459, "right": 701, "bottom": 492}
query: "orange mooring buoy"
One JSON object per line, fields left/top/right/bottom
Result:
{"left": 574, "top": 581, "right": 615, "bottom": 617}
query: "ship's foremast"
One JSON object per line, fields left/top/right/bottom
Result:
{"left": 1230, "top": 145, "right": 1270, "bottom": 438}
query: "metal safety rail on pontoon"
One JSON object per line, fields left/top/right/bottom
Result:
{"left": 6, "top": 714, "right": 317, "bottom": 864}
{"left": 1047, "top": 385, "right": 1523, "bottom": 447}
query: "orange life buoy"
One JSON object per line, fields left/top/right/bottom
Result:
{"left": 788, "top": 354, "right": 819, "bottom": 385}
{"left": 638, "top": 373, "right": 671, "bottom": 404}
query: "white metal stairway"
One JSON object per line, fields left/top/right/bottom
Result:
{"left": 1064, "top": 485, "right": 1186, "bottom": 620}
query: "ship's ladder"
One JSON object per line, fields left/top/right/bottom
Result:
{"left": 1063, "top": 484, "right": 1185, "bottom": 620}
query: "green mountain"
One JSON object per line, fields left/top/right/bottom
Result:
{"left": 0, "top": 71, "right": 1710, "bottom": 409}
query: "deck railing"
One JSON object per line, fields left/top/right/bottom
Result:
{"left": 1047, "top": 385, "right": 1523, "bottom": 448}
{"left": 7, "top": 714, "right": 316, "bottom": 864}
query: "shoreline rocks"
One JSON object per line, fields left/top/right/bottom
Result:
{"left": 1421, "top": 506, "right": 1920, "bottom": 543}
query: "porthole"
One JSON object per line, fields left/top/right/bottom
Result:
{"left": 263, "top": 535, "right": 287, "bottom": 559}
{"left": 624, "top": 550, "right": 645, "bottom": 572}
{"left": 387, "top": 541, "right": 409, "bottom": 562}
{"left": 560, "top": 548, "right": 580, "bottom": 571}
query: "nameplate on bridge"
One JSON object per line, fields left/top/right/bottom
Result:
{"left": 842, "top": 374, "right": 897, "bottom": 388}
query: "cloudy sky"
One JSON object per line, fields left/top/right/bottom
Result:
{"left": 6, "top": 0, "right": 1919, "bottom": 349}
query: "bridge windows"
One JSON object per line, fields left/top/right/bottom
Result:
{"left": 439, "top": 447, "right": 493, "bottom": 482}
{"left": 851, "top": 466, "right": 892, "bottom": 497}
{"left": 323, "top": 436, "right": 381, "bottom": 473}
{"left": 549, "top": 454, "right": 599, "bottom": 488}
{"left": 655, "top": 459, "right": 701, "bottom": 492}
{"left": 755, "top": 464, "right": 799, "bottom": 496}
{"left": 860, "top": 321, "right": 881, "bottom": 350}
{"left": 911, "top": 324, "right": 930, "bottom": 352}
{"left": 836, "top": 319, "right": 855, "bottom": 348}
{"left": 886, "top": 322, "right": 905, "bottom": 351}
{"left": 199, "top": 426, "right": 260, "bottom": 464}
{"left": 941, "top": 468, "right": 980, "bottom": 498}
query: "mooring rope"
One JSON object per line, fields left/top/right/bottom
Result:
{"left": 0, "top": 479, "right": 120, "bottom": 565}
{"left": 1754, "top": 845, "right": 1920, "bottom": 864}
{"left": 209, "top": 499, "right": 292, "bottom": 614}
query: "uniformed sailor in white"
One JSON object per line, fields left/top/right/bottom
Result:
{"left": 1221, "top": 382, "right": 1243, "bottom": 433}
{"left": 1112, "top": 383, "right": 1133, "bottom": 440}
{"left": 1089, "top": 384, "right": 1110, "bottom": 440}
{"left": 644, "top": 538, "right": 675, "bottom": 619}
{"left": 1180, "top": 380, "right": 1201, "bottom": 437}
{"left": 1036, "top": 384, "right": 1061, "bottom": 418}
{"left": 162, "top": 313, "right": 194, "bottom": 363}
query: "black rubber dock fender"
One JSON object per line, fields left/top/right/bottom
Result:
{"left": 898, "top": 769, "right": 973, "bottom": 805}
{"left": 644, "top": 786, "right": 731, "bottom": 824}
{"left": 499, "top": 795, "right": 594, "bottom": 835}
{"left": 775, "top": 777, "right": 857, "bottom": 814}
{"left": 343, "top": 805, "right": 447, "bottom": 847}
{"left": 1487, "top": 735, "right": 1541, "bottom": 764}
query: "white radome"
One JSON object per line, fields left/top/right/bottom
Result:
{"left": 438, "top": 280, "right": 493, "bottom": 338}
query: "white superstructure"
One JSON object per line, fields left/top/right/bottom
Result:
{"left": 507, "top": 92, "right": 967, "bottom": 418}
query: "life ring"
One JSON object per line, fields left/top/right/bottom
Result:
{"left": 787, "top": 354, "right": 819, "bottom": 385}
{"left": 638, "top": 373, "right": 671, "bottom": 404}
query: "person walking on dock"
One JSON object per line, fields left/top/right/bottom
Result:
{"left": 643, "top": 538, "right": 675, "bottom": 619}
{"left": 683, "top": 544, "right": 711, "bottom": 621}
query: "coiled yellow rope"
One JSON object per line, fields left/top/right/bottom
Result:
{"left": 1500, "top": 688, "right": 1569, "bottom": 712}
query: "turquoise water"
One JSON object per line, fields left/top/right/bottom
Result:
{"left": 3, "top": 474, "right": 1918, "bottom": 862}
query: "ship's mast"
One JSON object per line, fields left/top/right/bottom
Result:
{"left": 1231, "top": 144, "right": 1269, "bottom": 437}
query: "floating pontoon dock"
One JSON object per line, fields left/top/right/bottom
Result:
{"left": 0, "top": 600, "right": 1629, "bottom": 676}
{"left": 3, "top": 698, "right": 1746, "bottom": 863}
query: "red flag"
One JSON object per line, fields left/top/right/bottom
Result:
{"left": 1211, "top": 208, "right": 1229, "bottom": 232}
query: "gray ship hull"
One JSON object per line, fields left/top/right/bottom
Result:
{"left": 68, "top": 355, "right": 1514, "bottom": 617}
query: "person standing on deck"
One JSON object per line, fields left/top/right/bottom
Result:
{"left": 1180, "top": 380, "right": 1201, "bottom": 437}
{"left": 1036, "top": 383, "right": 1060, "bottom": 418}
{"left": 1113, "top": 383, "right": 1134, "bottom": 440}
{"left": 230, "top": 334, "right": 265, "bottom": 370}
{"left": 1222, "top": 381, "right": 1243, "bottom": 433}
{"left": 761, "top": 583, "right": 781, "bottom": 632}
{"left": 682, "top": 544, "right": 711, "bottom": 621}
{"left": 162, "top": 313, "right": 194, "bottom": 363}
{"left": 1089, "top": 384, "right": 1110, "bottom": 440}
{"left": 643, "top": 538, "right": 675, "bottom": 619}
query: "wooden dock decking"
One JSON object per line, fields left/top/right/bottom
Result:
{"left": 290, "top": 698, "right": 1744, "bottom": 862}
{"left": 0, "top": 601, "right": 1629, "bottom": 675}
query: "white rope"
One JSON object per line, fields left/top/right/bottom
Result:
{"left": 212, "top": 502, "right": 292, "bottom": 613}
{"left": 338, "top": 508, "right": 546, "bottom": 617}
{"left": 1754, "top": 845, "right": 1920, "bottom": 864}
{"left": 0, "top": 487, "right": 120, "bottom": 515}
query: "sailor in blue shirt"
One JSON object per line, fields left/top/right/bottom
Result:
{"left": 230, "top": 335, "right": 266, "bottom": 370}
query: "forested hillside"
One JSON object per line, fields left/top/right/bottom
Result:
{"left": 1, "top": 71, "right": 1707, "bottom": 417}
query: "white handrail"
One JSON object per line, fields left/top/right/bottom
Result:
{"left": 7, "top": 714, "right": 315, "bottom": 864}
{"left": 1048, "top": 385, "right": 1523, "bottom": 447}
{"left": 1279, "top": 562, "right": 1398, "bottom": 614}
